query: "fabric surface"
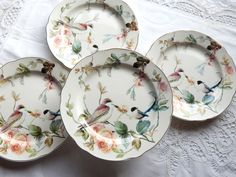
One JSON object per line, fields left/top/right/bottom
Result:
{"left": 1, "top": 0, "right": 236, "bottom": 177}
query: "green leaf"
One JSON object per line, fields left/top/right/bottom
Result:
{"left": 183, "top": 90, "right": 195, "bottom": 104}
{"left": 44, "top": 137, "right": 53, "bottom": 147}
{"left": 159, "top": 100, "right": 168, "bottom": 106}
{"left": 111, "top": 53, "right": 119, "bottom": 61}
{"left": 64, "top": 16, "right": 71, "bottom": 23}
{"left": 186, "top": 34, "right": 197, "bottom": 44}
{"left": 50, "top": 119, "right": 62, "bottom": 134}
{"left": 114, "top": 121, "right": 128, "bottom": 136}
{"left": 116, "top": 153, "right": 125, "bottom": 158}
{"left": 61, "top": 7, "right": 65, "bottom": 13}
{"left": 0, "top": 138, "right": 3, "bottom": 145}
{"left": 202, "top": 95, "right": 215, "bottom": 105}
{"left": 122, "top": 136, "right": 131, "bottom": 149}
{"left": 112, "top": 148, "right": 124, "bottom": 154}
{"left": 74, "top": 129, "right": 89, "bottom": 141}
{"left": 136, "top": 120, "right": 151, "bottom": 135}
{"left": 158, "top": 106, "right": 169, "bottom": 111}
{"left": 29, "top": 151, "right": 37, "bottom": 158}
{"left": 132, "top": 138, "right": 141, "bottom": 150}
{"left": 28, "top": 125, "right": 42, "bottom": 137}
{"left": 72, "top": 41, "right": 82, "bottom": 54}
{"left": 66, "top": 111, "right": 73, "bottom": 117}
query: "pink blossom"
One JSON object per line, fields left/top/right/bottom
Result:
{"left": 226, "top": 66, "right": 234, "bottom": 75}
{"left": 159, "top": 81, "right": 168, "bottom": 92}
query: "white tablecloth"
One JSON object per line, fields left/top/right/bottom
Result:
{"left": 1, "top": 0, "right": 236, "bottom": 177}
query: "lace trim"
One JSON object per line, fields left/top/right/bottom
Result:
{"left": 151, "top": 94, "right": 236, "bottom": 176}
{"left": 0, "top": 0, "right": 25, "bottom": 51}
{"left": 148, "top": 0, "right": 236, "bottom": 26}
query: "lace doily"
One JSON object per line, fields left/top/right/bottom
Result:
{"left": 0, "top": 0, "right": 25, "bottom": 51}
{"left": 149, "top": 94, "right": 236, "bottom": 176}
{"left": 148, "top": 0, "right": 236, "bottom": 26}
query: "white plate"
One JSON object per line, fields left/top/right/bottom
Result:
{"left": 61, "top": 49, "right": 173, "bottom": 161}
{"left": 146, "top": 30, "right": 236, "bottom": 121}
{"left": 0, "top": 58, "right": 69, "bottom": 162}
{"left": 47, "top": 0, "right": 139, "bottom": 69}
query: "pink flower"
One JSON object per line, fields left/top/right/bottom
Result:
{"left": 208, "top": 54, "right": 216, "bottom": 65}
{"left": 61, "top": 26, "right": 72, "bottom": 36}
{"left": 159, "top": 81, "right": 168, "bottom": 92}
{"left": 10, "top": 134, "right": 29, "bottom": 155}
{"left": 45, "top": 81, "right": 54, "bottom": 90}
{"left": 92, "top": 123, "right": 105, "bottom": 133}
{"left": 53, "top": 35, "right": 70, "bottom": 48}
{"left": 95, "top": 129, "right": 117, "bottom": 153}
{"left": 2, "top": 130, "right": 16, "bottom": 144}
{"left": 226, "top": 66, "right": 234, "bottom": 75}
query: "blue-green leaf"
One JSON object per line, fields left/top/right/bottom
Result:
{"left": 158, "top": 106, "right": 169, "bottom": 111}
{"left": 202, "top": 95, "right": 215, "bottom": 105}
{"left": 136, "top": 120, "right": 151, "bottom": 135}
{"left": 28, "top": 125, "right": 42, "bottom": 137}
{"left": 114, "top": 121, "right": 128, "bottom": 136}
{"left": 183, "top": 90, "right": 195, "bottom": 104}
{"left": 50, "top": 119, "right": 62, "bottom": 133}
{"left": 111, "top": 53, "right": 119, "bottom": 61}
{"left": 72, "top": 41, "right": 82, "bottom": 54}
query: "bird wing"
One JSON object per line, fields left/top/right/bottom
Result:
{"left": 54, "top": 110, "right": 61, "bottom": 116}
{"left": 88, "top": 105, "right": 109, "bottom": 123}
{"left": 0, "top": 113, "right": 6, "bottom": 125}
{"left": 168, "top": 73, "right": 180, "bottom": 82}
{"left": 211, "top": 78, "right": 222, "bottom": 89}
{"left": 7, "top": 111, "right": 22, "bottom": 123}
{"left": 144, "top": 97, "right": 157, "bottom": 114}
{"left": 0, "top": 117, "right": 20, "bottom": 134}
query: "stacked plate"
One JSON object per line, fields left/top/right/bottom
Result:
{"left": 0, "top": 0, "right": 235, "bottom": 162}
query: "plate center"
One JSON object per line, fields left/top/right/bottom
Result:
{"left": 71, "top": 3, "right": 126, "bottom": 48}
{"left": 74, "top": 64, "right": 157, "bottom": 144}
{"left": 159, "top": 44, "right": 223, "bottom": 116}
{"left": 0, "top": 72, "right": 61, "bottom": 151}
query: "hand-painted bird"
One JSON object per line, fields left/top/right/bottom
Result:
{"left": 75, "top": 23, "right": 93, "bottom": 31}
{"left": 0, "top": 105, "right": 25, "bottom": 134}
{"left": 43, "top": 109, "right": 61, "bottom": 120}
{"left": 168, "top": 68, "right": 184, "bottom": 82}
{"left": 78, "top": 98, "right": 112, "bottom": 129}
{"left": 197, "top": 78, "right": 222, "bottom": 94}
{"left": 58, "top": 20, "right": 93, "bottom": 31}
{"left": 131, "top": 97, "right": 157, "bottom": 119}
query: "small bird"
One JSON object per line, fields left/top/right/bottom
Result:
{"left": 168, "top": 69, "right": 184, "bottom": 82}
{"left": 76, "top": 23, "right": 93, "bottom": 31}
{"left": 197, "top": 78, "right": 222, "bottom": 94}
{"left": 58, "top": 20, "right": 93, "bottom": 31}
{"left": 131, "top": 97, "right": 157, "bottom": 119}
{"left": 78, "top": 98, "right": 112, "bottom": 129}
{"left": 0, "top": 105, "right": 25, "bottom": 134}
{"left": 43, "top": 109, "right": 61, "bottom": 120}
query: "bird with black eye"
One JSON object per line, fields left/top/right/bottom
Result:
{"left": 197, "top": 78, "right": 222, "bottom": 94}
{"left": 131, "top": 97, "right": 157, "bottom": 120}
{"left": 43, "top": 109, "right": 61, "bottom": 120}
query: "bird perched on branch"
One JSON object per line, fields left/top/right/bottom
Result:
{"left": 0, "top": 105, "right": 25, "bottom": 134}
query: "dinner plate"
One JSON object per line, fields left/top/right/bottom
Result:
{"left": 0, "top": 57, "right": 69, "bottom": 162}
{"left": 47, "top": 0, "right": 139, "bottom": 69}
{"left": 61, "top": 49, "right": 173, "bottom": 161}
{"left": 146, "top": 30, "right": 236, "bottom": 121}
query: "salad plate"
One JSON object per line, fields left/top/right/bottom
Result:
{"left": 0, "top": 57, "right": 68, "bottom": 162}
{"left": 47, "top": 0, "right": 139, "bottom": 69}
{"left": 60, "top": 49, "right": 173, "bottom": 161}
{"left": 146, "top": 30, "right": 236, "bottom": 121}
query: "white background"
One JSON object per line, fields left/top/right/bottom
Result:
{"left": 1, "top": 0, "right": 236, "bottom": 176}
